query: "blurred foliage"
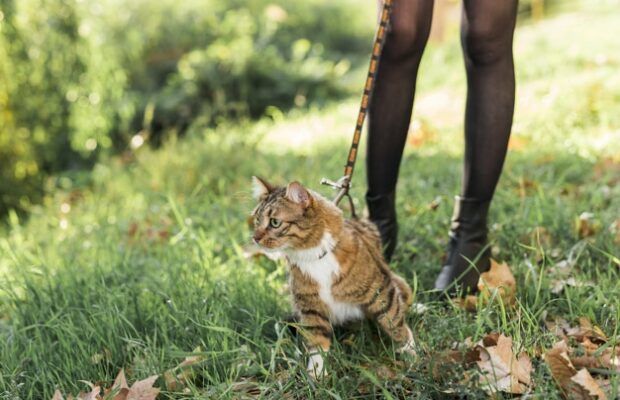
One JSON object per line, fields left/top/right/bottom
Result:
{"left": 0, "top": 0, "right": 373, "bottom": 215}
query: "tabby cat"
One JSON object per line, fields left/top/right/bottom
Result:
{"left": 250, "top": 176, "right": 415, "bottom": 377}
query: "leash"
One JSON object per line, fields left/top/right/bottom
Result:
{"left": 321, "top": 0, "right": 394, "bottom": 219}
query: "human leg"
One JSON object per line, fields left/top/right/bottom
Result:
{"left": 366, "top": 0, "right": 434, "bottom": 261}
{"left": 434, "top": 0, "right": 518, "bottom": 294}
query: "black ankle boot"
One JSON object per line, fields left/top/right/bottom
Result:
{"left": 366, "top": 191, "right": 398, "bottom": 261}
{"left": 434, "top": 196, "right": 491, "bottom": 296}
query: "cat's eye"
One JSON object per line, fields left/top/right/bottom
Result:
{"left": 269, "top": 218, "right": 282, "bottom": 228}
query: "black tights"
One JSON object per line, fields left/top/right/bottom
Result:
{"left": 366, "top": 0, "right": 518, "bottom": 201}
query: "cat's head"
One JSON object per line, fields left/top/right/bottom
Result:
{"left": 250, "top": 176, "right": 341, "bottom": 252}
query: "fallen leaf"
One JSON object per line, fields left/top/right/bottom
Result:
{"left": 576, "top": 212, "right": 600, "bottom": 238}
{"left": 451, "top": 260, "right": 516, "bottom": 310}
{"left": 102, "top": 369, "right": 130, "bottom": 400}
{"left": 571, "top": 346, "right": 620, "bottom": 372}
{"left": 452, "top": 295, "right": 478, "bottom": 312}
{"left": 77, "top": 385, "right": 100, "bottom": 400}
{"left": 477, "top": 259, "right": 517, "bottom": 306}
{"left": 545, "top": 316, "right": 607, "bottom": 345}
{"left": 431, "top": 339, "right": 482, "bottom": 381}
{"left": 52, "top": 370, "right": 160, "bottom": 400}
{"left": 475, "top": 334, "right": 532, "bottom": 394}
{"left": 544, "top": 341, "right": 579, "bottom": 397}
{"left": 567, "top": 317, "right": 608, "bottom": 345}
{"left": 113, "top": 369, "right": 129, "bottom": 390}
{"left": 127, "top": 375, "right": 159, "bottom": 400}
{"left": 164, "top": 353, "right": 205, "bottom": 392}
{"left": 551, "top": 277, "right": 594, "bottom": 294}
{"left": 544, "top": 340, "right": 611, "bottom": 399}
{"left": 571, "top": 368, "right": 608, "bottom": 399}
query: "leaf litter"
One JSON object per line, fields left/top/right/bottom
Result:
{"left": 452, "top": 259, "right": 517, "bottom": 312}
{"left": 437, "top": 258, "right": 618, "bottom": 398}
{"left": 51, "top": 369, "right": 159, "bottom": 400}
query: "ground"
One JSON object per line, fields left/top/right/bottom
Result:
{"left": 1, "top": 4, "right": 619, "bottom": 399}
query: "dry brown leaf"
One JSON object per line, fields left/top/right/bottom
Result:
{"left": 477, "top": 259, "right": 517, "bottom": 306}
{"left": 164, "top": 354, "right": 205, "bottom": 392}
{"left": 547, "top": 261, "right": 595, "bottom": 295}
{"left": 475, "top": 334, "right": 532, "bottom": 394}
{"left": 452, "top": 295, "right": 478, "bottom": 312}
{"left": 52, "top": 370, "right": 160, "bottom": 400}
{"left": 551, "top": 277, "right": 595, "bottom": 294}
{"left": 571, "top": 346, "right": 620, "bottom": 372}
{"left": 127, "top": 375, "right": 159, "bottom": 400}
{"left": 451, "top": 259, "right": 517, "bottom": 311}
{"left": 571, "top": 369, "right": 608, "bottom": 400}
{"left": 544, "top": 341, "right": 579, "bottom": 397}
{"left": 77, "top": 386, "right": 100, "bottom": 400}
{"left": 543, "top": 340, "right": 612, "bottom": 399}
{"left": 567, "top": 317, "right": 608, "bottom": 345}
{"left": 546, "top": 317, "right": 607, "bottom": 345}
{"left": 113, "top": 369, "right": 129, "bottom": 390}
{"left": 598, "top": 379, "right": 620, "bottom": 398}
{"left": 102, "top": 369, "right": 130, "bottom": 400}
{"left": 545, "top": 316, "right": 571, "bottom": 338}
{"left": 431, "top": 345, "right": 481, "bottom": 380}
{"left": 576, "top": 212, "right": 600, "bottom": 238}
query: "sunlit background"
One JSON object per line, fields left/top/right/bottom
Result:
{"left": 1, "top": 0, "right": 618, "bottom": 216}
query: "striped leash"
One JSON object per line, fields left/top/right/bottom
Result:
{"left": 321, "top": 0, "right": 394, "bottom": 218}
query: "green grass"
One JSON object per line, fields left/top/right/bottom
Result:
{"left": 1, "top": 3, "right": 620, "bottom": 399}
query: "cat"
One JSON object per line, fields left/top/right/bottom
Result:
{"left": 250, "top": 176, "right": 415, "bottom": 377}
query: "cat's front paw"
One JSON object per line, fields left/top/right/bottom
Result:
{"left": 307, "top": 353, "right": 328, "bottom": 379}
{"left": 397, "top": 339, "right": 417, "bottom": 357}
{"left": 397, "top": 327, "right": 417, "bottom": 357}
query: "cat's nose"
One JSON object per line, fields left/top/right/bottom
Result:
{"left": 253, "top": 232, "right": 264, "bottom": 243}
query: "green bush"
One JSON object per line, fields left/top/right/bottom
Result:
{"left": 0, "top": 0, "right": 374, "bottom": 215}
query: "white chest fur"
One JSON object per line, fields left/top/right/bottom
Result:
{"left": 287, "top": 233, "right": 363, "bottom": 325}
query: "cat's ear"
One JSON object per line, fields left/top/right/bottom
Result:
{"left": 286, "top": 181, "right": 312, "bottom": 208}
{"left": 252, "top": 176, "right": 273, "bottom": 199}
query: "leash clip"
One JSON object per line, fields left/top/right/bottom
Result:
{"left": 320, "top": 176, "right": 357, "bottom": 218}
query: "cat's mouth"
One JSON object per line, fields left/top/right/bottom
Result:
{"left": 253, "top": 239, "right": 286, "bottom": 252}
